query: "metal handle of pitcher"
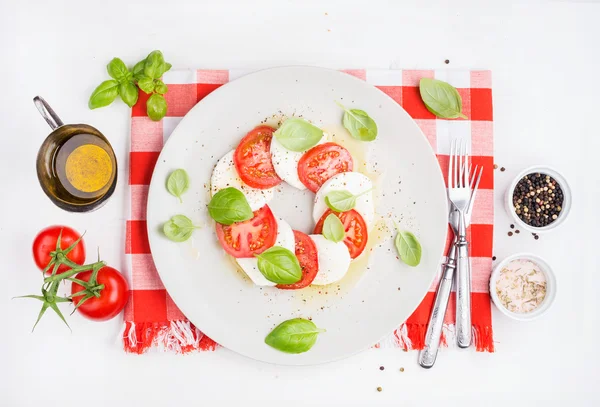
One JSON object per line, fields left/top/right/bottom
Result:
{"left": 33, "top": 96, "right": 64, "bottom": 130}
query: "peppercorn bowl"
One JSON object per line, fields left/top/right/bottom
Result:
{"left": 490, "top": 253, "right": 557, "bottom": 321}
{"left": 505, "top": 165, "right": 571, "bottom": 233}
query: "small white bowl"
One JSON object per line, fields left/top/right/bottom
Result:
{"left": 504, "top": 165, "right": 572, "bottom": 233}
{"left": 489, "top": 253, "right": 557, "bottom": 321}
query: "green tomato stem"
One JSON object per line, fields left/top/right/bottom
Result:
{"left": 43, "top": 260, "right": 106, "bottom": 283}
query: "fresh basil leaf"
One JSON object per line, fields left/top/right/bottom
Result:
{"left": 119, "top": 81, "right": 139, "bottom": 108}
{"left": 144, "top": 50, "right": 165, "bottom": 79}
{"left": 163, "top": 215, "right": 200, "bottom": 242}
{"left": 322, "top": 214, "right": 345, "bottom": 243}
{"left": 106, "top": 58, "right": 129, "bottom": 82}
{"left": 274, "top": 118, "right": 323, "bottom": 152}
{"left": 146, "top": 93, "right": 167, "bottom": 121}
{"left": 265, "top": 318, "right": 325, "bottom": 354}
{"left": 336, "top": 102, "right": 378, "bottom": 141}
{"left": 158, "top": 62, "right": 172, "bottom": 77}
{"left": 88, "top": 80, "right": 119, "bottom": 109}
{"left": 154, "top": 79, "right": 168, "bottom": 95}
{"left": 132, "top": 59, "right": 146, "bottom": 81}
{"left": 207, "top": 187, "right": 253, "bottom": 225}
{"left": 419, "top": 78, "right": 467, "bottom": 119}
{"left": 325, "top": 190, "right": 356, "bottom": 212}
{"left": 394, "top": 229, "right": 422, "bottom": 267}
{"left": 255, "top": 246, "right": 302, "bottom": 284}
{"left": 166, "top": 169, "right": 190, "bottom": 202}
{"left": 137, "top": 76, "right": 155, "bottom": 94}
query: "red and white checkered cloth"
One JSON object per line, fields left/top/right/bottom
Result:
{"left": 123, "top": 68, "right": 494, "bottom": 354}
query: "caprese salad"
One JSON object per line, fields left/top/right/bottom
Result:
{"left": 207, "top": 106, "right": 380, "bottom": 289}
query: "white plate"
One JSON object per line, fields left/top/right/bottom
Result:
{"left": 146, "top": 66, "right": 448, "bottom": 365}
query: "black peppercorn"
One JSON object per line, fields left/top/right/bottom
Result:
{"left": 512, "top": 173, "right": 563, "bottom": 228}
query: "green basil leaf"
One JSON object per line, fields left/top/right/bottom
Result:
{"left": 163, "top": 215, "right": 200, "bottom": 242}
{"left": 146, "top": 93, "right": 167, "bottom": 121}
{"left": 132, "top": 59, "right": 146, "bottom": 81}
{"left": 106, "top": 58, "right": 129, "bottom": 82}
{"left": 419, "top": 78, "right": 467, "bottom": 119}
{"left": 325, "top": 190, "right": 356, "bottom": 212}
{"left": 336, "top": 102, "right": 378, "bottom": 141}
{"left": 144, "top": 50, "right": 165, "bottom": 79}
{"left": 207, "top": 187, "right": 253, "bottom": 225}
{"left": 88, "top": 80, "right": 119, "bottom": 109}
{"left": 166, "top": 169, "right": 190, "bottom": 202}
{"left": 118, "top": 81, "right": 139, "bottom": 108}
{"left": 394, "top": 230, "right": 422, "bottom": 267}
{"left": 322, "top": 213, "right": 345, "bottom": 243}
{"left": 158, "top": 62, "right": 172, "bottom": 77}
{"left": 265, "top": 318, "right": 325, "bottom": 354}
{"left": 137, "top": 76, "right": 155, "bottom": 94}
{"left": 154, "top": 79, "right": 168, "bottom": 95}
{"left": 273, "top": 118, "right": 323, "bottom": 152}
{"left": 255, "top": 246, "right": 302, "bottom": 284}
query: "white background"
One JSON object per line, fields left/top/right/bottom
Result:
{"left": 1, "top": 0, "right": 599, "bottom": 406}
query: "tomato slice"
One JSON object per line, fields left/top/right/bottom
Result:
{"left": 216, "top": 205, "right": 278, "bottom": 258}
{"left": 297, "top": 142, "right": 354, "bottom": 193}
{"left": 314, "top": 209, "right": 368, "bottom": 259}
{"left": 234, "top": 125, "right": 282, "bottom": 189}
{"left": 277, "top": 230, "right": 319, "bottom": 290}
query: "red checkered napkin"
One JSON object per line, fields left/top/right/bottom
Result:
{"left": 123, "top": 68, "right": 494, "bottom": 354}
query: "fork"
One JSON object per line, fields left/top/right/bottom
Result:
{"left": 418, "top": 164, "right": 482, "bottom": 368}
{"left": 448, "top": 139, "right": 475, "bottom": 348}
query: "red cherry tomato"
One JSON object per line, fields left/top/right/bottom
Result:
{"left": 314, "top": 209, "right": 368, "bottom": 259}
{"left": 216, "top": 205, "right": 278, "bottom": 258}
{"left": 297, "top": 142, "right": 354, "bottom": 193}
{"left": 234, "top": 125, "right": 282, "bottom": 189}
{"left": 32, "top": 226, "right": 86, "bottom": 274}
{"left": 71, "top": 266, "right": 129, "bottom": 321}
{"left": 277, "top": 230, "right": 319, "bottom": 290}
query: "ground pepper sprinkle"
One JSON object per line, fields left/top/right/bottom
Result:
{"left": 513, "top": 173, "right": 564, "bottom": 227}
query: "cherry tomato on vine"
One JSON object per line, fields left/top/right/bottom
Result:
{"left": 32, "top": 226, "right": 86, "bottom": 274}
{"left": 71, "top": 266, "right": 129, "bottom": 321}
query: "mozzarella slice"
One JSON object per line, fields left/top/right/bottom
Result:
{"left": 313, "top": 172, "right": 375, "bottom": 229}
{"left": 270, "top": 134, "right": 327, "bottom": 190}
{"left": 309, "top": 234, "right": 351, "bottom": 286}
{"left": 211, "top": 150, "right": 275, "bottom": 211}
{"left": 236, "top": 217, "right": 295, "bottom": 286}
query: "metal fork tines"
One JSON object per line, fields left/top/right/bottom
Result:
{"left": 448, "top": 139, "right": 478, "bottom": 348}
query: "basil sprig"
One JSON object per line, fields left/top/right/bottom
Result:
{"left": 419, "top": 78, "right": 467, "bottom": 119}
{"left": 265, "top": 318, "right": 325, "bottom": 354}
{"left": 89, "top": 50, "right": 171, "bottom": 120}
{"left": 394, "top": 224, "right": 422, "bottom": 267}
{"left": 274, "top": 118, "right": 323, "bottom": 152}
{"left": 166, "top": 169, "right": 190, "bottom": 203}
{"left": 322, "top": 213, "right": 345, "bottom": 243}
{"left": 324, "top": 188, "right": 372, "bottom": 212}
{"left": 207, "top": 187, "right": 253, "bottom": 225}
{"left": 255, "top": 246, "right": 302, "bottom": 284}
{"left": 163, "top": 215, "right": 201, "bottom": 242}
{"left": 336, "top": 102, "right": 378, "bottom": 141}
